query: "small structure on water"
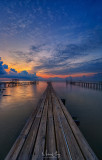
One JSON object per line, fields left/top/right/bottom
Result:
{"left": 12, "top": 79, "right": 19, "bottom": 83}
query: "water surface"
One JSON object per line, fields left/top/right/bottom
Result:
{"left": 0, "top": 82, "right": 47, "bottom": 160}
{"left": 52, "top": 82, "right": 102, "bottom": 159}
{"left": 0, "top": 82, "right": 102, "bottom": 159}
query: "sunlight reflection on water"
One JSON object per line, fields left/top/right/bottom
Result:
{"left": 0, "top": 82, "right": 47, "bottom": 159}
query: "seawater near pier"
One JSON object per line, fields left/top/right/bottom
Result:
{"left": 53, "top": 82, "right": 102, "bottom": 159}
{"left": 0, "top": 81, "right": 47, "bottom": 160}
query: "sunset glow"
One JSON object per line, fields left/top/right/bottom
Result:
{"left": 0, "top": 0, "right": 102, "bottom": 81}
{"left": 37, "top": 72, "right": 96, "bottom": 79}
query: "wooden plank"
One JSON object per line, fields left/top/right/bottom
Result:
{"left": 51, "top": 90, "right": 70, "bottom": 160}
{"left": 51, "top": 90, "right": 84, "bottom": 160}
{"left": 52, "top": 86, "right": 98, "bottom": 160}
{"left": 5, "top": 88, "right": 48, "bottom": 160}
{"left": 31, "top": 94, "right": 48, "bottom": 160}
{"left": 45, "top": 89, "right": 57, "bottom": 160}
{"left": 17, "top": 89, "right": 47, "bottom": 160}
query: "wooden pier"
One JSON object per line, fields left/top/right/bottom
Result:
{"left": 0, "top": 81, "right": 38, "bottom": 88}
{"left": 5, "top": 83, "right": 98, "bottom": 160}
{"left": 0, "top": 81, "right": 38, "bottom": 95}
{"left": 67, "top": 81, "right": 102, "bottom": 90}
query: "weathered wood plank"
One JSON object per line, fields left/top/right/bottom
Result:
{"left": 45, "top": 89, "right": 57, "bottom": 160}
{"left": 51, "top": 90, "right": 84, "bottom": 160}
{"left": 31, "top": 95, "right": 48, "bottom": 160}
{"left": 17, "top": 89, "right": 47, "bottom": 160}
{"left": 51, "top": 90, "right": 70, "bottom": 160}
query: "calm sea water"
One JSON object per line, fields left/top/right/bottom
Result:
{"left": 52, "top": 82, "right": 102, "bottom": 160}
{"left": 0, "top": 82, "right": 102, "bottom": 159}
{"left": 0, "top": 82, "right": 47, "bottom": 160}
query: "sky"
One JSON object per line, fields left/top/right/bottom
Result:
{"left": 0, "top": 0, "right": 102, "bottom": 81}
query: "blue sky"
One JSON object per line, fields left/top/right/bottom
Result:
{"left": 0, "top": 0, "right": 102, "bottom": 80}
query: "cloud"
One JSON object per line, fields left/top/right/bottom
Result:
{"left": 3, "top": 64, "right": 8, "bottom": 69}
{"left": 30, "top": 45, "right": 43, "bottom": 53}
{"left": 0, "top": 0, "right": 102, "bottom": 82}
{"left": 55, "top": 43, "right": 87, "bottom": 58}
{"left": 38, "top": 58, "right": 102, "bottom": 76}
{"left": 7, "top": 26, "right": 102, "bottom": 80}
{"left": 3, "top": 0, "right": 102, "bottom": 77}
{"left": 10, "top": 68, "right": 17, "bottom": 73}
{"left": 0, "top": 56, "right": 102, "bottom": 82}
{"left": 19, "top": 70, "right": 29, "bottom": 76}
{"left": 0, "top": 59, "right": 7, "bottom": 75}
{"left": 32, "top": 28, "right": 102, "bottom": 75}
{"left": 10, "top": 50, "right": 34, "bottom": 63}
{"left": 4, "top": 70, "right": 37, "bottom": 80}
{"left": 0, "top": 58, "right": 37, "bottom": 80}
{"left": 10, "top": 43, "right": 50, "bottom": 65}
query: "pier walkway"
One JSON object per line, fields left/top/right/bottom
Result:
{"left": 5, "top": 83, "right": 98, "bottom": 160}
{"left": 66, "top": 81, "right": 102, "bottom": 90}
